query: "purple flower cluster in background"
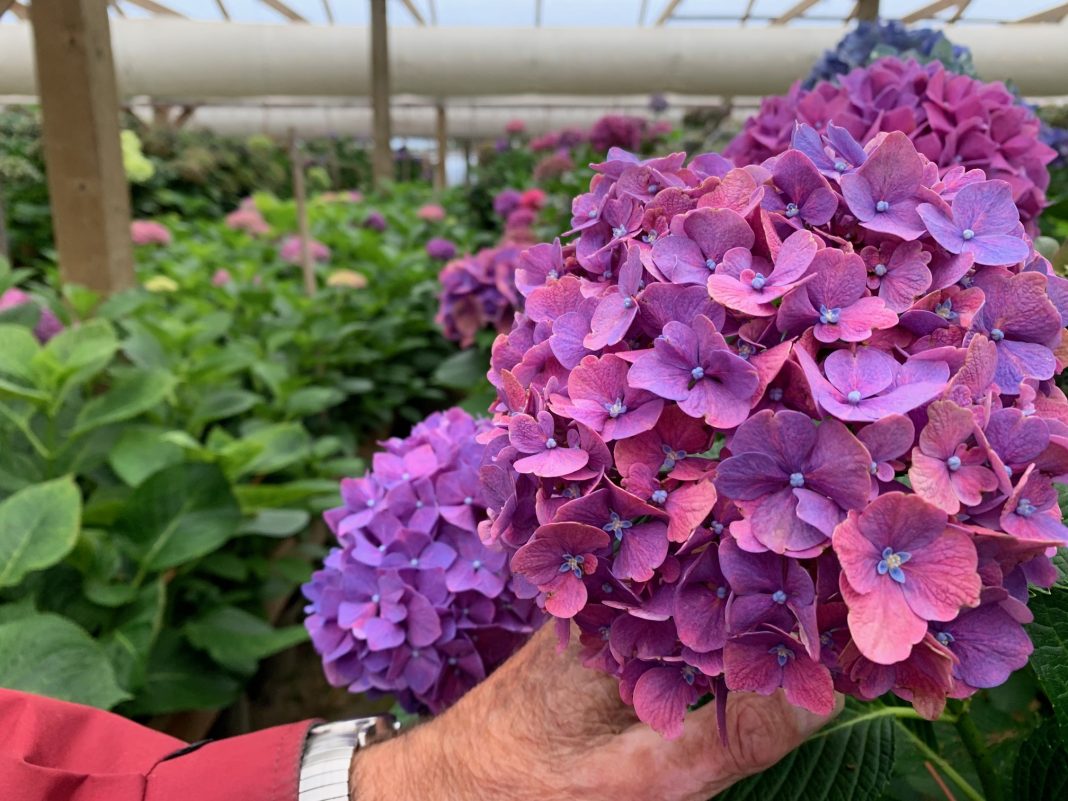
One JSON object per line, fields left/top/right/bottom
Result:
{"left": 437, "top": 244, "right": 524, "bottom": 348}
{"left": 480, "top": 132, "right": 1068, "bottom": 738}
{"left": 304, "top": 408, "right": 543, "bottom": 714}
{"left": 726, "top": 57, "right": 1056, "bottom": 228}
{"left": 0, "top": 288, "right": 63, "bottom": 343}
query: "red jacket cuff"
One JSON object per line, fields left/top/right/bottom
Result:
{"left": 146, "top": 720, "right": 316, "bottom": 801}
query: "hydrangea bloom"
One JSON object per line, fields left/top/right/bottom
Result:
{"left": 426, "top": 237, "right": 458, "bottom": 261}
{"left": 437, "top": 244, "right": 524, "bottom": 347}
{"left": 417, "top": 203, "right": 447, "bottom": 222}
{"left": 363, "top": 211, "right": 388, "bottom": 232}
{"left": 805, "top": 20, "right": 976, "bottom": 88}
{"left": 0, "top": 288, "right": 63, "bottom": 342}
{"left": 278, "top": 235, "right": 331, "bottom": 264}
{"left": 225, "top": 198, "right": 271, "bottom": 236}
{"left": 130, "top": 220, "right": 172, "bottom": 246}
{"left": 304, "top": 408, "right": 543, "bottom": 714}
{"left": 481, "top": 134, "right": 1067, "bottom": 738}
{"left": 726, "top": 57, "right": 1056, "bottom": 227}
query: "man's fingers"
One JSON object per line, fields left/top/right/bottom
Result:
{"left": 591, "top": 689, "right": 843, "bottom": 801}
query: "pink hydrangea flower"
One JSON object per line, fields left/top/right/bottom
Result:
{"left": 130, "top": 220, "right": 172, "bottom": 246}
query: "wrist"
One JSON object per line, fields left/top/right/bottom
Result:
{"left": 349, "top": 718, "right": 471, "bottom": 801}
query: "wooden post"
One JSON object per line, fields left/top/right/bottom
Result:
{"left": 30, "top": 0, "right": 134, "bottom": 294}
{"left": 369, "top": 0, "right": 392, "bottom": 187}
{"left": 434, "top": 102, "right": 447, "bottom": 192}
{"left": 462, "top": 139, "right": 472, "bottom": 188}
{"left": 289, "top": 135, "right": 317, "bottom": 296}
{"left": 0, "top": 186, "right": 10, "bottom": 264}
{"left": 856, "top": 0, "right": 880, "bottom": 21}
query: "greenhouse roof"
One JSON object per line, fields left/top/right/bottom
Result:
{"left": 2, "top": 0, "right": 1068, "bottom": 27}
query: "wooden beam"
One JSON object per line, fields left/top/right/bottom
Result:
{"left": 124, "top": 0, "right": 185, "bottom": 17}
{"left": 901, "top": 0, "right": 960, "bottom": 24}
{"left": 321, "top": 0, "right": 334, "bottom": 24}
{"left": 1012, "top": 2, "right": 1068, "bottom": 23}
{"left": 947, "top": 0, "right": 972, "bottom": 23}
{"left": 534, "top": 0, "right": 542, "bottom": 26}
{"left": 428, "top": 0, "right": 438, "bottom": 24}
{"left": 400, "top": 0, "right": 426, "bottom": 25}
{"left": 655, "top": 0, "right": 682, "bottom": 26}
{"left": 214, "top": 0, "right": 230, "bottom": 21}
{"left": 771, "top": 0, "right": 820, "bottom": 26}
{"left": 30, "top": 0, "right": 134, "bottom": 295}
{"left": 854, "top": 0, "right": 880, "bottom": 21}
{"left": 434, "top": 102, "right": 447, "bottom": 192}
{"left": 289, "top": 136, "right": 317, "bottom": 296}
{"left": 370, "top": 0, "right": 393, "bottom": 187}
{"left": 3, "top": 1, "right": 29, "bottom": 20}
{"left": 637, "top": 0, "right": 649, "bottom": 25}
{"left": 741, "top": 0, "right": 757, "bottom": 25}
{"left": 259, "top": 0, "right": 307, "bottom": 23}
{"left": 110, "top": 0, "right": 127, "bottom": 18}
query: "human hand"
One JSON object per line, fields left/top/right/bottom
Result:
{"left": 351, "top": 624, "right": 842, "bottom": 801}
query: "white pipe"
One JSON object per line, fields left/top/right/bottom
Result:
{"left": 0, "top": 21, "right": 1066, "bottom": 97}
{"left": 161, "top": 105, "right": 690, "bottom": 139}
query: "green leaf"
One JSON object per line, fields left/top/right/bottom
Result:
{"left": 121, "top": 631, "right": 241, "bottom": 715}
{"left": 285, "top": 386, "right": 345, "bottom": 417}
{"left": 719, "top": 701, "right": 896, "bottom": 801}
{"left": 0, "top": 323, "right": 40, "bottom": 382}
{"left": 118, "top": 462, "right": 241, "bottom": 572}
{"left": 1029, "top": 584, "right": 1068, "bottom": 747}
{"left": 0, "top": 477, "right": 81, "bottom": 588}
{"left": 221, "top": 422, "right": 311, "bottom": 479}
{"left": 101, "top": 581, "right": 166, "bottom": 692}
{"left": 1012, "top": 717, "right": 1068, "bottom": 800}
{"left": 184, "top": 606, "right": 309, "bottom": 675}
{"left": 432, "top": 348, "right": 488, "bottom": 390}
{"left": 108, "top": 425, "right": 185, "bottom": 486}
{"left": 191, "top": 388, "right": 262, "bottom": 429}
{"left": 73, "top": 368, "right": 176, "bottom": 436}
{"left": 35, "top": 318, "right": 117, "bottom": 389}
{"left": 238, "top": 508, "right": 311, "bottom": 537}
{"left": 0, "top": 613, "right": 129, "bottom": 709}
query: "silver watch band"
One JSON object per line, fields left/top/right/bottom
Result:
{"left": 298, "top": 716, "right": 400, "bottom": 801}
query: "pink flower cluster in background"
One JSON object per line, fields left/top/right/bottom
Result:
{"left": 479, "top": 131, "right": 1068, "bottom": 738}
{"left": 130, "top": 219, "right": 172, "bottom": 246}
{"left": 725, "top": 56, "right": 1056, "bottom": 228}
{"left": 303, "top": 408, "right": 543, "bottom": 714}
{"left": 278, "top": 235, "right": 331, "bottom": 265}
{"left": 225, "top": 198, "right": 271, "bottom": 236}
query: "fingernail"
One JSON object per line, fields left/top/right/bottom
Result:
{"left": 793, "top": 694, "right": 843, "bottom": 735}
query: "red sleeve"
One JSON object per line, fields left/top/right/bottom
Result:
{"left": 0, "top": 689, "right": 316, "bottom": 801}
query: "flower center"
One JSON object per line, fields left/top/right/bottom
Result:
{"left": 661, "top": 444, "right": 687, "bottom": 471}
{"left": 651, "top": 489, "right": 668, "bottom": 504}
{"left": 847, "top": 390, "right": 862, "bottom": 405}
{"left": 769, "top": 644, "right": 794, "bottom": 667}
{"left": 875, "top": 200, "right": 890, "bottom": 213}
{"left": 769, "top": 388, "right": 784, "bottom": 401}
{"left": 681, "top": 665, "right": 697, "bottom": 685}
{"left": 1015, "top": 498, "right": 1037, "bottom": 517}
{"left": 612, "top": 225, "right": 628, "bottom": 238}
{"left": 366, "top": 498, "right": 376, "bottom": 508}
{"left": 962, "top": 228, "right": 975, "bottom": 240}
{"left": 648, "top": 183, "right": 659, "bottom": 194}
{"left": 935, "top": 299, "right": 957, "bottom": 321}
{"left": 705, "top": 258, "right": 717, "bottom": 271}
{"left": 935, "top": 631, "right": 955, "bottom": 646}
{"left": 715, "top": 585, "right": 728, "bottom": 599}
{"left": 873, "top": 263, "right": 887, "bottom": 277}
{"left": 410, "top": 557, "right": 420, "bottom": 567}
{"left": 587, "top": 208, "right": 598, "bottom": 218}
{"left": 946, "top": 455, "right": 962, "bottom": 471}
{"left": 877, "top": 546, "right": 911, "bottom": 583}
{"left": 604, "top": 397, "right": 628, "bottom": 418}
{"left": 789, "top": 472, "right": 805, "bottom": 488}
{"left": 819, "top": 304, "right": 841, "bottom": 324}
{"left": 402, "top": 471, "right": 410, "bottom": 481}
{"left": 771, "top": 590, "right": 788, "bottom": 604}
{"left": 622, "top": 295, "right": 635, "bottom": 309}
{"left": 545, "top": 437, "right": 558, "bottom": 449}
{"left": 785, "top": 202, "right": 800, "bottom": 218}
{"left": 834, "top": 160, "right": 848, "bottom": 172}
{"left": 711, "top": 520, "right": 725, "bottom": 535}
{"left": 990, "top": 328, "right": 1005, "bottom": 342}
{"left": 472, "top": 559, "right": 482, "bottom": 569}
{"left": 750, "top": 272, "right": 767, "bottom": 290}
{"left": 869, "top": 460, "right": 879, "bottom": 474}
{"left": 559, "top": 553, "right": 586, "bottom": 578}
{"left": 547, "top": 269, "right": 559, "bottom": 280}
{"left": 602, "top": 511, "right": 634, "bottom": 539}
{"left": 691, "top": 366, "right": 705, "bottom": 381}
{"left": 371, "top": 593, "right": 381, "bottom": 603}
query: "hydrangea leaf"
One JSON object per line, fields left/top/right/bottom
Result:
{"left": 1012, "top": 717, "right": 1068, "bottom": 800}
{"left": 1028, "top": 585, "right": 1068, "bottom": 748}
{"left": 717, "top": 700, "right": 896, "bottom": 801}
{"left": 184, "top": 606, "right": 309, "bottom": 676}
{"left": 0, "top": 613, "right": 129, "bottom": 709}
{"left": 0, "top": 476, "right": 81, "bottom": 588}
{"left": 121, "top": 631, "right": 241, "bottom": 716}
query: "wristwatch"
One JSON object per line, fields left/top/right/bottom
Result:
{"left": 298, "top": 715, "right": 400, "bottom": 801}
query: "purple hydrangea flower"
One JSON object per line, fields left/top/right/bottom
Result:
{"left": 304, "top": 408, "right": 543, "bottom": 714}
{"left": 426, "top": 237, "right": 457, "bottom": 261}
